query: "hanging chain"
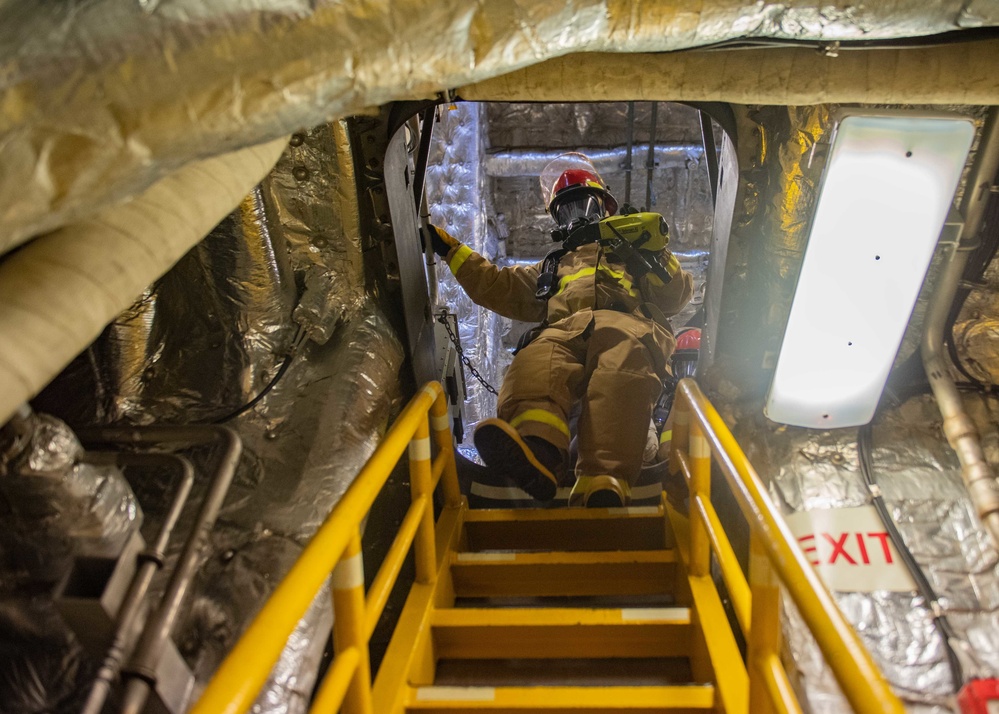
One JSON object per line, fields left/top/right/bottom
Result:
{"left": 436, "top": 313, "right": 498, "bottom": 396}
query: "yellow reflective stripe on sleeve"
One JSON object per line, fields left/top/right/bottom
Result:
{"left": 555, "top": 264, "right": 638, "bottom": 297}
{"left": 448, "top": 244, "right": 473, "bottom": 274}
{"left": 557, "top": 267, "right": 597, "bottom": 294}
{"left": 659, "top": 428, "right": 672, "bottom": 445}
{"left": 509, "top": 409, "right": 571, "bottom": 438}
{"left": 599, "top": 264, "right": 638, "bottom": 296}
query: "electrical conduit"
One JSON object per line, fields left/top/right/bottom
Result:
{"left": 922, "top": 107, "right": 999, "bottom": 545}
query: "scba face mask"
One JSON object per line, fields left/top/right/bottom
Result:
{"left": 551, "top": 191, "right": 606, "bottom": 230}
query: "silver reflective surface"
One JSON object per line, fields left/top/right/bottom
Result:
{"left": 97, "top": 188, "right": 297, "bottom": 424}
{"left": 2, "top": 0, "right": 992, "bottom": 252}
{"left": 0, "top": 412, "right": 142, "bottom": 710}
{"left": 737, "top": 394, "right": 999, "bottom": 708}
{"left": 428, "top": 103, "right": 505, "bottom": 428}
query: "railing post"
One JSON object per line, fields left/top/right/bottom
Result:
{"left": 670, "top": 393, "right": 690, "bottom": 478}
{"left": 331, "top": 531, "right": 373, "bottom": 714}
{"left": 409, "top": 417, "right": 437, "bottom": 584}
{"left": 748, "top": 528, "right": 780, "bottom": 714}
{"left": 430, "top": 392, "right": 462, "bottom": 508}
{"left": 688, "top": 420, "right": 712, "bottom": 578}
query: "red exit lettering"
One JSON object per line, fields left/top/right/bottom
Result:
{"left": 797, "top": 532, "right": 894, "bottom": 567}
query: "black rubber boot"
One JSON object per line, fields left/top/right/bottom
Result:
{"left": 568, "top": 475, "right": 629, "bottom": 508}
{"left": 474, "top": 418, "right": 560, "bottom": 502}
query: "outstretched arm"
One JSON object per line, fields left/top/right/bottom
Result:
{"left": 428, "top": 225, "right": 546, "bottom": 323}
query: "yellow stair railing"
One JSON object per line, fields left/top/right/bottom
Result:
{"left": 190, "top": 381, "right": 462, "bottom": 714}
{"left": 669, "top": 378, "right": 904, "bottom": 714}
{"left": 188, "top": 379, "right": 905, "bottom": 714}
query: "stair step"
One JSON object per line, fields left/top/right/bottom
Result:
{"left": 435, "top": 657, "right": 694, "bottom": 688}
{"left": 406, "top": 684, "right": 715, "bottom": 712}
{"left": 432, "top": 608, "right": 691, "bottom": 659}
{"left": 456, "top": 593, "right": 676, "bottom": 609}
{"left": 462, "top": 507, "right": 668, "bottom": 552}
{"left": 451, "top": 551, "right": 676, "bottom": 598}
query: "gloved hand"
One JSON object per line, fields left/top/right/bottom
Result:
{"left": 425, "top": 224, "right": 460, "bottom": 259}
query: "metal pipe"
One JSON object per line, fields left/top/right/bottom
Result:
{"left": 412, "top": 108, "right": 436, "bottom": 207}
{"left": 698, "top": 110, "right": 719, "bottom": 207}
{"left": 414, "top": 108, "right": 439, "bottom": 308}
{"left": 921, "top": 107, "right": 999, "bottom": 546}
{"left": 76, "top": 425, "right": 242, "bottom": 714}
{"left": 624, "top": 101, "right": 635, "bottom": 206}
{"left": 645, "top": 101, "right": 658, "bottom": 211}
{"left": 483, "top": 144, "right": 703, "bottom": 178}
{"left": 78, "top": 453, "right": 195, "bottom": 714}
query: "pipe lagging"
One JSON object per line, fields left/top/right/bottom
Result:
{"left": 0, "top": 137, "right": 289, "bottom": 428}
{"left": 79, "top": 453, "right": 195, "bottom": 714}
{"left": 76, "top": 425, "right": 242, "bottom": 714}
{"left": 922, "top": 107, "right": 999, "bottom": 545}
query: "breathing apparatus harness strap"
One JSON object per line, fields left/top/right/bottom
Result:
{"left": 534, "top": 224, "right": 604, "bottom": 300}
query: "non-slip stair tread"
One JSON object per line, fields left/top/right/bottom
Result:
{"left": 455, "top": 593, "right": 677, "bottom": 610}
{"left": 454, "top": 550, "right": 676, "bottom": 564}
{"left": 433, "top": 607, "right": 691, "bottom": 625}
{"left": 462, "top": 507, "right": 670, "bottom": 552}
{"left": 406, "top": 683, "right": 716, "bottom": 711}
{"left": 463, "top": 506, "right": 665, "bottom": 523}
{"left": 434, "top": 657, "right": 695, "bottom": 688}
{"left": 430, "top": 607, "right": 694, "bottom": 659}
{"left": 451, "top": 553, "right": 677, "bottom": 598}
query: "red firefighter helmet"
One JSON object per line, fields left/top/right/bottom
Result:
{"left": 539, "top": 153, "right": 618, "bottom": 227}
{"left": 672, "top": 328, "right": 701, "bottom": 380}
{"left": 675, "top": 328, "right": 701, "bottom": 351}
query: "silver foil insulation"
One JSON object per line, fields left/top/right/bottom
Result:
{"left": 428, "top": 102, "right": 505, "bottom": 428}
{"left": 8, "top": 128, "right": 403, "bottom": 712}
{"left": 92, "top": 187, "right": 298, "bottom": 425}
{"left": 0, "top": 411, "right": 142, "bottom": 712}
{"left": 3, "top": 0, "right": 996, "bottom": 255}
{"left": 712, "top": 104, "right": 999, "bottom": 711}
{"left": 741, "top": 405, "right": 999, "bottom": 711}
{"left": 0, "top": 411, "right": 141, "bottom": 574}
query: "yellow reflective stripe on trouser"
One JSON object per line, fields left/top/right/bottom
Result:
{"left": 660, "top": 428, "right": 672, "bottom": 444}
{"left": 449, "top": 244, "right": 473, "bottom": 274}
{"left": 510, "top": 409, "right": 571, "bottom": 438}
{"left": 556, "top": 264, "right": 638, "bottom": 297}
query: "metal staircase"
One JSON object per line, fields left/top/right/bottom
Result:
{"left": 375, "top": 504, "right": 731, "bottom": 714}
{"left": 191, "top": 380, "right": 904, "bottom": 714}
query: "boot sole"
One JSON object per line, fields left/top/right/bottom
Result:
{"left": 474, "top": 419, "right": 558, "bottom": 502}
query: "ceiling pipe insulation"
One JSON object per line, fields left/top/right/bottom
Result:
{"left": 459, "top": 41, "right": 999, "bottom": 105}
{"left": 2, "top": 2, "right": 997, "bottom": 253}
{"left": 0, "top": 137, "right": 289, "bottom": 428}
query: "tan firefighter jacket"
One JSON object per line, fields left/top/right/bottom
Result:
{"left": 444, "top": 240, "right": 694, "bottom": 374}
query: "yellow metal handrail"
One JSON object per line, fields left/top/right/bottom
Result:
{"left": 670, "top": 378, "right": 905, "bottom": 714}
{"left": 190, "top": 382, "right": 460, "bottom": 714}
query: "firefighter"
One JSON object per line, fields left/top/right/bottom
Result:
{"left": 428, "top": 152, "right": 693, "bottom": 507}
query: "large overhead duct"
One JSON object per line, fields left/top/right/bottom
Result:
{"left": 459, "top": 41, "right": 999, "bottom": 105}
{"left": 0, "top": 138, "right": 289, "bottom": 428}
{"left": 2, "top": 1, "right": 996, "bottom": 252}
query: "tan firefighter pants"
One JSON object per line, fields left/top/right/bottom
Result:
{"left": 496, "top": 309, "right": 664, "bottom": 483}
